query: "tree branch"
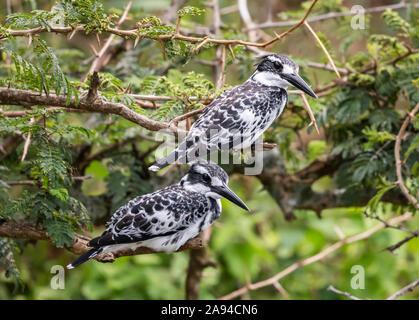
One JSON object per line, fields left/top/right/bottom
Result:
{"left": 185, "top": 230, "right": 216, "bottom": 300}
{"left": 327, "top": 285, "right": 363, "bottom": 300}
{"left": 0, "top": 220, "right": 204, "bottom": 263}
{"left": 0, "top": 87, "right": 176, "bottom": 133}
{"left": 394, "top": 103, "right": 419, "bottom": 210}
{"left": 82, "top": 1, "right": 132, "bottom": 81}
{"left": 245, "top": 2, "right": 419, "bottom": 31}
{"left": 387, "top": 278, "right": 419, "bottom": 300}
{"left": 5, "top": 175, "right": 92, "bottom": 186}
{"left": 3, "top": 0, "right": 319, "bottom": 49}
{"left": 219, "top": 212, "right": 414, "bottom": 300}
{"left": 384, "top": 229, "right": 419, "bottom": 254}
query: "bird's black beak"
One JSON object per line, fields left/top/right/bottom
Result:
{"left": 212, "top": 185, "right": 249, "bottom": 211}
{"left": 281, "top": 73, "right": 318, "bottom": 99}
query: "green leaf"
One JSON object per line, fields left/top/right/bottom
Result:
{"left": 382, "top": 9, "right": 411, "bottom": 35}
{"left": 177, "top": 6, "right": 205, "bottom": 17}
{"left": 366, "top": 184, "right": 396, "bottom": 213}
{"left": 44, "top": 219, "right": 74, "bottom": 248}
{"left": 306, "top": 140, "right": 327, "bottom": 162}
{"left": 86, "top": 160, "right": 109, "bottom": 179}
{"left": 49, "top": 188, "right": 69, "bottom": 202}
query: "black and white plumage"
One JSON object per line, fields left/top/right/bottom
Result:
{"left": 149, "top": 54, "right": 317, "bottom": 172}
{"left": 67, "top": 162, "right": 248, "bottom": 269}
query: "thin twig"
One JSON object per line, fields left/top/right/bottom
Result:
{"left": 219, "top": 212, "right": 413, "bottom": 300}
{"left": 3, "top": 1, "right": 318, "bottom": 50}
{"left": 299, "top": 92, "right": 320, "bottom": 135}
{"left": 245, "top": 2, "right": 419, "bottom": 31}
{"left": 272, "top": 282, "right": 290, "bottom": 299}
{"left": 20, "top": 117, "right": 34, "bottom": 162}
{"left": 0, "top": 87, "right": 177, "bottom": 133}
{"left": 170, "top": 107, "right": 205, "bottom": 125}
{"left": 261, "top": 0, "right": 318, "bottom": 47}
{"left": 5, "top": 175, "right": 92, "bottom": 186}
{"left": 1, "top": 107, "right": 89, "bottom": 117}
{"left": 327, "top": 285, "right": 363, "bottom": 300}
{"left": 0, "top": 220, "right": 204, "bottom": 263}
{"left": 385, "top": 229, "right": 419, "bottom": 254}
{"left": 387, "top": 278, "right": 419, "bottom": 300}
{"left": 82, "top": 1, "right": 132, "bottom": 81}
{"left": 238, "top": 0, "right": 259, "bottom": 43}
{"left": 394, "top": 103, "right": 419, "bottom": 210}
{"left": 216, "top": 45, "right": 226, "bottom": 90}
{"left": 304, "top": 21, "right": 341, "bottom": 79}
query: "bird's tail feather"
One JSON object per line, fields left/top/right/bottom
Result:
{"left": 148, "top": 148, "right": 180, "bottom": 172}
{"left": 66, "top": 247, "right": 103, "bottom": 269}
{"left": 148, "top": 137, "right": 211, "bottom": 172}
{"left": 148, "top": 138, "right": 195, "bottom": 171}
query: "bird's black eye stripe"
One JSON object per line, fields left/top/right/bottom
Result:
{"left": 202, "top": 173, "right": 211, "bottom": 182}
{"left": 273, "top": 61, "right": 283, "bottom": 71}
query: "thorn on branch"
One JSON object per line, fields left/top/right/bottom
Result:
{"left": 95, "top": 33, "right": 101, "bottom": 47}
{"left": 159, "top": 39, "right": 166, "bottom": 60}
{"left": 134, "top": 35, "right": 142, "bottom": 48}
{"left": 68, "top": 26, "right": 78, "bottom": 40}
{"left": 89, "top": 44, "right": 99, "bottom": 57}
{"left": 299, "top": 92, "right": 320, "bottom": 135}
{"left": 86, "top": 71, "right": 101, "bottom": 103}
{"left": 194, "top": 38, "right": 210, "bottom": 52}
{"left": 227, "top": 44, "right": 235, "bottom": 60}
{"left": 27, "top": 34, "right": 32, "bottom": 47}
{"left": 20, "top": 117, "right": 34, "bottom": 162}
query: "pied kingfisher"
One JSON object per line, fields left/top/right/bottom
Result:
{"left": 67, "top": 162, "right": 248, "bottom": 269}
{"left": 149, "top": 54, "right": 317, "bottom": 172}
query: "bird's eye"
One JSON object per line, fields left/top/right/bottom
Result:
{"left": 202, "top": 173, "right": 211, "bottom": 183}
{"left": 273, "top": 61, "right": 283, "bottom": 71}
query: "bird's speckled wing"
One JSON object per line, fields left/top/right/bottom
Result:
{"left": 187, "top": 80, "right": 287, "bottom": 149}
{"left": 88, "top": 185, "right": 211, "bottom": 247}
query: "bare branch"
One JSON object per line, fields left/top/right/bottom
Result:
{"left": 20, "top": 117, "right": 34, "bottom": 162}
{"left": 5, "top": 175, "right": 92, "bottom": 186}
{"left": 245, "top": 2, "right": 419, "bottom": 31}
{"left": 0, "top": 220, "right": 204, "bottom": 263}
{"left": 387, "top": 278, "right": 419, "bottom": 300}
{"left": 307, "top": 61, "right": 350, "bottom": 75}
{"left": 3, "top": 1, "right": 318, "bottom": 49}
{"left": 299, "top": 92, "right": 320, "bottom": 135}
{"left": 238, "top": 0, "right": 259, "bottom": 43}
{"left": 219, "top": 212, "right": 413, "bottom": 300}
{"left": 385, "top": 229, "right": 419, "bottom": 254}
{"left": 85, "top": 71, "right": 101, "bottom": 103}
{"left": 0, "top": 87, "right": 176, "bottom": 133}
{"left": 185, "top": 230, "right": 216, "bottom": 300}
{"left": 1, "top": 107, "right": 89, "bottom": 117}
{"left": 304, "top": 21, "right": 341, "bottom": 79}
{"left": 161, "top": 0, "right": 188, "bottom": 25}
{"left": 169, "top": 107, "right": 206, "bottom": 125}
{"left": 327, "top": 285, "right": 363, "bottom": 300}
{"left": 394, "top": 103, "right": 419, "bottom": 210}
{"left": 82, "top": 1, "right": 132, "bottom": 81}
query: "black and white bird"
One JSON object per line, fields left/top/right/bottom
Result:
{"left": 67, "top": 162, "right": 248, "bottom": 269}
{"left": 149, "top": 54, "right": 317, "bottom": 172}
